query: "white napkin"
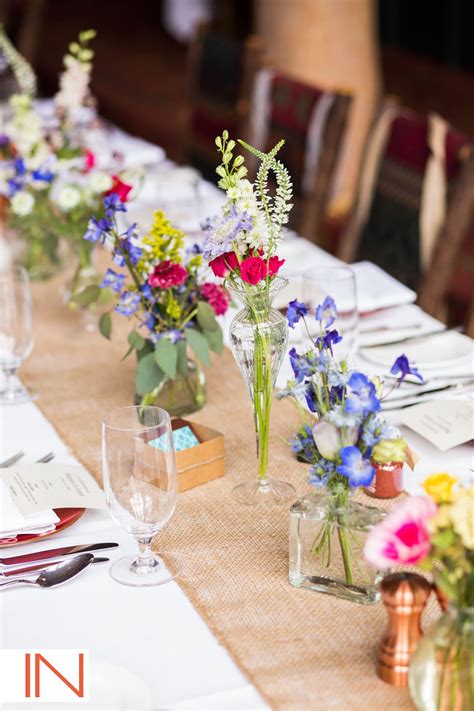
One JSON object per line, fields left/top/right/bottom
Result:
{"left": 0, "top": 480, "right": 59, "bottom": 537}
{"left": 351, "top": 261, "right": 417, "bottom": 312}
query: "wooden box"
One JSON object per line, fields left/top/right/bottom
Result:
{"left": 171, "top": 418, "right": 225, "bottom": 492}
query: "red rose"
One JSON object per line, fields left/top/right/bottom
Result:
{"left": 149, "top": 261, "right": 188, "bottom": 289}
{"left": 268, "top": 255, "right": 285, "bottom": 276}
{"left": 106, "top": 175, "right": 133, "bottom": 202}
{"left": 240, "top": 256, "right": 267, "bottom": 285}
{"left": 209, "top": 251, "right": 239, "bottom": 278}
{"left": 201, "top": 282, "right": 230, "bottom": 316}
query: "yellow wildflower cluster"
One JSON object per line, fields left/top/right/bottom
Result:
{"left": 142, "top": 210, "right": 185, "bottom": 264}
{"left": 165, "top": 294, "right": 182, "bottom": 321}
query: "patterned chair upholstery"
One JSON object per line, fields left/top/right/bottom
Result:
{"left": 247, "top": 70, "right": 351, "bottom": 242}
{"left": 185, "top": 29, "right": 262, "bottom": 183}
{"left": 339, "top": 107, "right": 473, "bottom": 321}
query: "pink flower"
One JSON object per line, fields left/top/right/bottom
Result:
{"left": 149, "top": 261, "right": 188, "bottom": 289}
{"left": 268, "top": 255, "right": 285, "bottom": 276}
{"left": 240, "top": 256, "right": 267, "bottom": 285}
{"left": 106, "top": 175, "right": 133, "bottom": 203}
{"left": 209, "top": 251, "right": 239, "bottom": 278}
{"left": 84, "top": 149, "right": 96, "bottom": 171}
{"left": 364, "top": 496, "right": 437, "bottom": 570}
{"left": 201, "top": 283, "right": 230, "bottom": 316}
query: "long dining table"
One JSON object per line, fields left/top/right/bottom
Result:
{"left": 1, "top": 122, "right": 473, "bottom": 710}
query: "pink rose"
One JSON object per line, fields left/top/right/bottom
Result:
{"left": 268, "top": 255, "right": 285, "bottom": 276}
{"left": 240, "top": 256, "right": 267, "bottom": 285}
{"left": 201, "top": 282, "right": 230, "bottom": 316}
{"left": 105, "top": 175, "right": 133, "bottom": 202}
{"left": 209, "top": 251, "right": 239, "bottom": 278}
{"left": 364, "top": 496, "right": 437, "bottom": 570}
{"left": 149, "top": 261, "right": 188, "bottom": 289}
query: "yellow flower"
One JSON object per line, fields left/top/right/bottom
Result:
{"left": 450, "top": 485, "right": 474, "bottom": 549}
{"left": 423, "top": 473, "right": 458, "bottom": 504}
{"left": 165, "top": 295, "right": 182, "bottom": 321}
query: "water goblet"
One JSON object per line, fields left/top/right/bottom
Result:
{"left": 102, "top": 405, "right": 180, "bottom": 587}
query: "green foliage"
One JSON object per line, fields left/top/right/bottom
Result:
{"left": 204, "top": 327, "right": 223, "bottom": 354}
{"left": 215, "top": 131, "right": 248, "bottom": 190}
{"left": 186, "top": 328, "right": 211, "bottom": 367}
{"left": 72, "top": 284, "right": 100, "bottom": 306}
{"left": 197, "top": 301, "right": 218, "bottom": 332}
{"left": 176, "top": 340, "right": 189, "bottom": 375}
{"left": 135, "top": 352, "right": 164, "bottom": 396}
{"left": 99, "top": 312, "right": 112, "bottom": 340}
{"left": 121, "top": 330, "right": 146, "bottom": 360}
{"left": 154, "top": 339, "right": 178, "bottom": 380}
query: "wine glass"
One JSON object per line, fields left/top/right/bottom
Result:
{"left": 0, "top": 265, "right": 35, "bottom": 404}
{"left": 303, "top": 265, "right": 359, "bottom": 357}
{"left": 102, "top": 405, "right": 180, "bottom": 587}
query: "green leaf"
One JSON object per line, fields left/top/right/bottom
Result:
{"left": 73, "top": 284, "right": 101, "bottom": 306}
{"left": 154, "top": 339, "right": 177, "bottom": 380}
{"left": 99, "top": 312, "right": 112, "bottom": 340}
{"left": 135, "top": 352, "right": 164, "bottom": 396}
{"left": 128, "top": 330, "right": 145, "bottom": 351}
{"left": 204, "top": 327, "right": 223, "bottom": 354}
{"left": 197, "top": 301, "right": 218, "bottom": 332}
{"left": 186, "top": 328, "right": 211, "bottom": 367}
{"left": 176, "top": 340, "right": 188, "bottom": 375}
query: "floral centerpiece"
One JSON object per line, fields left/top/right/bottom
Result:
{"left": 85, "top": 194, "right": 228, "bottom": 415}
{"left": 203, "top": 131, "right": 294, "bottom": 506}
{"left": 365, "top": 475, "right": 474, "bottom": 710}
{"left": 281, "top": 296, "right": 421, "bottom": 603}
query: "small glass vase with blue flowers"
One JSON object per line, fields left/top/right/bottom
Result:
{"left": 280, "top": 296, "right": 422, "bottom": 604}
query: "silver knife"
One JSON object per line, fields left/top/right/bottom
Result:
{"left": 0, "top": 543, "right": 118, "bottom": 569}
{"left": 362, "top": 327, "right": 462, "bottom": 349}
{"left": 0, "top": 556, "right": 110, "bottom": 578}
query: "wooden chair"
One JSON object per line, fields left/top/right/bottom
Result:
{"left": 246, "top": 69, "right": 352, "bottom": 243}
{"left": 0, "top": 0, "right": 46, "bottom": 65}
{"left": 184, "top": 26, "right": 263, "bottom": 183}
{"left": 338, "top": 105, "right": 473, "bottom": 322}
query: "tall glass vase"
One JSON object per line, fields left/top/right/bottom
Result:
{"left": 228, "top": 276, "right": 295, "bottom": 507}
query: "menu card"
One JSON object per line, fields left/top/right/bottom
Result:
{"left": 0, "top": 463, "right": 105, "bottom": 516}
{"left": 400, "top": 399, "right": 474, "bottom": 451}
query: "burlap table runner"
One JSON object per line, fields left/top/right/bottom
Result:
{"left": 22, "top": 274, "right": 438, "bottom": 710}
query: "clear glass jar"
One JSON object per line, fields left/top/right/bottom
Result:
{"left": 228, "top": 276, "right": 294, "bottom": 506}
{"left": 289, "top": 489, "right": 385, "bottom": 604}
{"left": 409, "top": 605, "right": 474, "bottom": 711}
{"left": 135, "top": 358, "right": 206, "bottom": 417}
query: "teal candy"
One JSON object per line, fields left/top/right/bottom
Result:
{"left": 148, "top": 426, "right": 200, "bottom": 453}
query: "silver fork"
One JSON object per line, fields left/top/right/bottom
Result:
{"left": 36, "top": 452, "right": 55, "bottom": 464}
{"left": 0, "top": 451, "right": 25, "bottom": 468}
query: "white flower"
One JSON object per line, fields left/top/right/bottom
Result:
{"left": 88, "top": 171, "right": 113, "bottom": 193}
{"left": 312, "top": 417, "right": 359, "bottom": 461}
{"left": 56, "top": 185, "right": 82, "bottom": 211}
{"left": 11, "top": 192, "right": 35, "bottom": 216}
{"left": 55, "top": 56, "right": 91, "bottom": 114}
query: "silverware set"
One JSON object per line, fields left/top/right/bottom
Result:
{"left": 0, "top": 543, "right": 119, "bottom": 589}
{"left": 0, "top": 451, "right": 55, "bottom": 468}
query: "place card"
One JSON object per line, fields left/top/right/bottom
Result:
{"left": 400, "top": 399, "right": 474, "bottom": 451}
{"left": 0, "top": 463, "right": 105, "bottom": 516}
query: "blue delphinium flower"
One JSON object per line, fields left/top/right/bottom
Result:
{"left": 309, "top": 458, "right": 337, "bottom": 488}
{"left": 315, "top": 296, "right": 337, "bottom": 328}
{"left": 115, "top": 291, "right": 140, "bottom": 316}
{"left": 327, "top": 368, "right": 351, "bottom": 388}
{"left": 14, "top": 157, "right": 26, "bottom": 176}
{"left": 345, "top": 372, "right": 380, "bottom": 414}
{"left": 101, "top": 269, "right": 125, "bottom": 293}
{"left": 361, "top": 413, "right": 398, "bottom": 449}
{"left": 104, "top": 192, "right": 127, "bottom": 217}
{"left": 325, "top": 404, "right": 361, "bottom": 429}
{"left": 337, "top": 446, "right": 374, "bottom": 487}
{"left": 202, "top": 204, "right": 253, "bottom": 260}
{"left": 316, "top": 328, "right": 342, "bottom": 354}
{"left": 31, "top": 168, "right": 54, "bottom": 183}
{"left": 287, "top": 299, "right": 307, "bottom": 328}
{"left": 84, "top": 216, "right": 111, "bottom": 243}
{"left": 390, "top": 354, "right": 424, "bottom": 384}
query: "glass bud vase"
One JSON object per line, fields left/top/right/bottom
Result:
{"left": 289, "top": 489, "right": 385, "bottom": 604}
{"left": 228, "top": 276, "right": 295, "bottom": 507}
{"left": 409, "top": 605, "right": 474, "bottom": 711}
{"left": 135, "top": 358, "right": 206, "bottom": 417}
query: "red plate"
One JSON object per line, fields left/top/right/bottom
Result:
{"left": 0, "top": 508, "right": 85, "bottom": 548}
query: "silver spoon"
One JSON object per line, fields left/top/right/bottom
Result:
{"left": 0, "top": 553, "right": 95, "bottom": 589}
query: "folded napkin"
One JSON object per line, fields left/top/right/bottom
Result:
{"left": 0, "top": 480, "right": 59, "bottom": 538}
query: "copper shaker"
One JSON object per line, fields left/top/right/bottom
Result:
{"left": 377, "top": 572, "right": 432, "bottom": 686}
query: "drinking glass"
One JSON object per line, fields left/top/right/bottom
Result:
{"left": 102, "top": 406, "right": 180, "bottom": 587}
{"left": 0, "top": 265, "right": 35, "bottom": 404}
{"left": 303, "top": 265, "right": 359, "bottom": 357}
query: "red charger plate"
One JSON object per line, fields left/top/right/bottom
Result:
{"left": 0, "top": 508, "right": 85, "bottom": 548}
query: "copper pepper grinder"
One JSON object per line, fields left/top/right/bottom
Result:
{"left": 377, "top": 572, "right": 432, "bottom": 687}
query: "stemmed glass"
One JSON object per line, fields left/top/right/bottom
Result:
{"left": 0, "top": 265, "right": 35, "bottom": 404}
{"left": 303, "top": 265, "right": 359, "bottom": 357}
{"left": 102, "top": 406, "right": 180, "bottom": 587}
